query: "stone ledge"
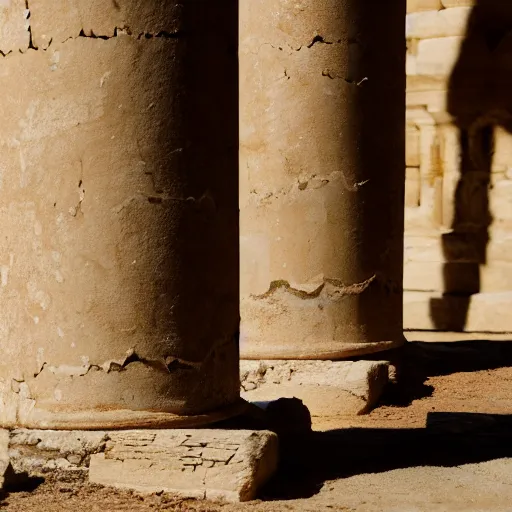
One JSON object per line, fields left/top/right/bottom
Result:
{"left": 240, "top": 360, "right": 390, "bottom": 416}
{"left": 3, "top": 429, "right": 278, "bottom": 503}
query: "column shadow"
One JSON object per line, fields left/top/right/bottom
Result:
{"left": 429, "top": 0, "right": 512, "bottom": 330}
{"left": 260, "top": 412, "right": 512, "bottom": 500}
{"left": 381, "top": 338, "right": 512, "bottom": 406}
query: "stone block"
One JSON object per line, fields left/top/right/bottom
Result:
{"left": 406, "top": 7, "right": 471, "bottom": 39}
{"left": 404, "top": 235, "right": 444, "bottom": 262}
{"left": 404, "top": 290, "right": 512, "bottom": 331}
{"left": 240, "top": 360, "right": 390, "bottom": 416}
{"left": 407, "top": 0, "right": 443, "bottom": 13}
{"left": 405, "top": 231, "right": 512, "bottom": 264}
{"left": 416, "top": 37, "right": 463, "bottom": 76}
{"left": 406, "top": 51, "right": 418, "bottom": 76}
{"left": 407, "top": 75, "right": 448, "bottom": 92}
{"left": 492, "top": 127, "right": 512, "bottom": 173}
{"left": 404, "top": 206, "right": 442, "bottom": 233}
{"left": 405, "top": 167, "right": 421, "bottom": 207}
{"left": 406, "top": 126, "right": 421, "bottom": 167}
{"left": 0, "top": 0, "right": 29, "bottom": 55}
{"left": 8, "top": 430, "right": 108, "bottom": 474}
{"left": 441, "top": 0, "right": 475, "bottom": 6}
{"left": 89, "top": 430, "right": 278, "bottom": 502}
{"left": 491, "top": 180, "right": 512, "bottom": 224}
{"left": 406, "top": 107, "right": 436, "bottom": 126}
{"left": 404, "top": 259, "right": 512, "bottom": 293}
{"left": 404, "top": 260, "right": 476, "bottom": 293}
{"left": 488, "top": 229, "right": 512, "bottom": 262}
{"left": 406, "top": 89, "right": 447, "bottom": 113}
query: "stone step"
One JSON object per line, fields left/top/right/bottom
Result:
{"left": 404, "top": 291, "right": 512, "bottom": 331}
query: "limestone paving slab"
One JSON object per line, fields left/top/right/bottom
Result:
{"left": 89, "top": 429, "right": 278, "bottom": 502}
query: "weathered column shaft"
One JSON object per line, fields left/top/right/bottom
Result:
{"left": 0, "top": 1, "right": 240, "bottom": 428}
{"left": 240, "top": 0, "right": 406, "bottom": 359}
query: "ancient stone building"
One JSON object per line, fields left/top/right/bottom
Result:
{"left": 405, "top": 0, "right": 512, "bottom": 332}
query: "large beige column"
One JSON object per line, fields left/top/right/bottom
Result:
{"left": 0, "top": 1, "right": 240, "bottom": 429}
{"left": 240, "top": 0, "right": 406, "bottom": 359}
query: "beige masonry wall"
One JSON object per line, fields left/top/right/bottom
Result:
{"left": 405, "top": 0, "right": 512, "bottom": 331}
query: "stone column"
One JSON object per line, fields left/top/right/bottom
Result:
{"left": 0, "top": 1, "right": 240, "bottom": 429}
{"left": 240, "top": 0, "right": 406, "bottom": 359}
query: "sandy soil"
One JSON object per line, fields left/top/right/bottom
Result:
{"left": 2, "top": 336, "right": 512, "bottom": 512}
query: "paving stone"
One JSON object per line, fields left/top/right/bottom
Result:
{"left": 88, "top": 430, "right": 278, "bottom": 502}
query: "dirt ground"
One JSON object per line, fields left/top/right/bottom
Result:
{"left": 2, "top": 333, "right": 512, "bottom": 512}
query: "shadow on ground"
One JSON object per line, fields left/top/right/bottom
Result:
{"left": 380, "top": 339, "right": 512, "bottom": 406}
{"left": 254, "top": 339, "right": 512, "bottom": 501}
{"left": 259, "top": 412, "right": 512, "bottom": 501}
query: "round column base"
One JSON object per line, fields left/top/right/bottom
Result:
{"left": 2, "top": 399, "right": 249, "bottom": 431}
{"left": 240, "top": 338, "right": 406, "bottom": 361}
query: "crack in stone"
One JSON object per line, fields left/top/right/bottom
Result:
{"left": 249, "top": 171, "right": 339, "bottom": 203}
{"left": 253, "top": 275, "right": 378, "bottom": 300}
{"left": 0, "top": 22, "right": 182, "bottom": 58}
{"left": 321, "top": 69, "right": 369, "bottom": 87}
{"left": 253, "top": 36, "right": 343, "bottom": 56}
{"left": 32, "top": 349, "right": 200, "bottom": 379}
{"left": 62, "top": 26, "right": 182, "bottom": 44}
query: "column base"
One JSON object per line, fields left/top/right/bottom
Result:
{"left": 241, "top": 339, "right": 406, "bottom": 360}
{"left": 1, "top": 399, "right": 248, "bottom": 431}
{"left": 240, "top": 360, "right": 391, "bottom": 417}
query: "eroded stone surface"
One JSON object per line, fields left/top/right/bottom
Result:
{"left": 29, "top": 0, "right": 182, "bottom": 49}
{"left": 8, "top": 430, "right": 108, "bottom": 474}
{"left": 241, "top": 360, "right": 390, "bottom": 416}
{"left": 239, "top": 0, "right": 406, "bottom": 359}
{"left": 0, "top": 430, "right": 9, "bottom": 489}
{"left": 0, "top": 0, "right": 30, "bottom": 54}
{"left": 0, "top": 2, "right": 240, "bottom": 429}
{"left": 88, "top": 430, "right": 278, "bottom": 502}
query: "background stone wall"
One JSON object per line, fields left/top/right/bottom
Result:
{"left": 404, "top": 0, "right": 512, "bottom": 332}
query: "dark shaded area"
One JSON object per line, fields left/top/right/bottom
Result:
{"left": 260, "top": 414, "right": 512, "bottom": 501}
{"left": 228, "top": 340, "right": 512, "bottom": 501}
{"left": 3, "top": 340, "right": 512, "bottom": 504}
{"left": 1, "top": 466, "right": 44, "bottom": 494}
{"left": 430, "top": 0, "right": 512, "bottom": 330}
{"left": 382, "top": 338, "right": 512, "bottom": 405}
{"left": 245, "top": 337, "right": 512, "bottom": 500}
